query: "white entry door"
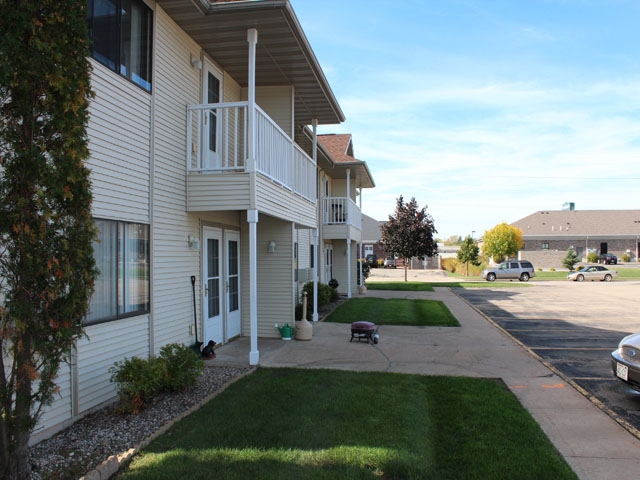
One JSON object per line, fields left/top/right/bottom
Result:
{"left": 203, "top": 227, "right": 241, "bottom": 344}
{"left": 203, "top": 227, "right": 223, "bottom": 344}
{"left": 225, "top": 231, "right": 241, "bottom": 339}
{"left": 202, "top": 60, "right": 222, "bottom": 169}
{"left": 324, "top": 244, "right": 333, "bottom": 283}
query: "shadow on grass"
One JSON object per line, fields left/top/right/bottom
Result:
{"left": 120, "top": 369, "right": 577, "bottom": 480}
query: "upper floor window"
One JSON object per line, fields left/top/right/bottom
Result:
{"left": 88, "top": 0, "right": 153, "bottom": 92}
{"left": 541, "top": 242, "right": 549, "bottom": 250}
{"left": 86, "top": 219, "right": 150, "bottom": 325}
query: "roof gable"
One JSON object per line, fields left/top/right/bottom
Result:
{"left": 317, "top": 134, "right": 353, "bottom": 162}
{"left": 316, "top": 134, "right": 375, "bottom": 188}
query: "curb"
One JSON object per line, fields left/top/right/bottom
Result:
{"left": 451, "top": 288, "right": 640, "bottom": 442}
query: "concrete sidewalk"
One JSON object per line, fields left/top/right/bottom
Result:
{"left": 213, "top": 285, "right": 640, "bottom": 480}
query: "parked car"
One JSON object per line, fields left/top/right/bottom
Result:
{"left": 365, "top": 254, "right": 378, "bottom": 267}
{"left": 611, "top": 332, "right": 640, "bottom": 392}
{"left": 567, "top": 265, "right": 618, "bottom": 282}
{"left": 481, "top": 260, "right": 535, "bottom": 282}
{"left": 383, "top": 258, "right": 397, "bottom": 268}
{"left": 598, "top": 253, "right": 618, "bottom": 265}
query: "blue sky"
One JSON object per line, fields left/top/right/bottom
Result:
{"left": 290, "top": 0, "right": 640, "bottom": 240}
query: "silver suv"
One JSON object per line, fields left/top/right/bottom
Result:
{"left": 482, "top": 260, "right": 535, "bottom": 282}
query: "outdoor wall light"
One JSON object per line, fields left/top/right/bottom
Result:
{"left": 188, "top": 235, "right": 200, "bottom": 250}
{"left": 268, "top": 241, "right": 276, "bottom": 253}
{"left": 190, "top": 54, "right": 202, "bottom": 70}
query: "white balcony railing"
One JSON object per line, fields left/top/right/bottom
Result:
{"left": 187, "top": 102, "right": 316, "bottom": 202}
{"left": 323, "top": 197, "right": 361, "bottom": 230}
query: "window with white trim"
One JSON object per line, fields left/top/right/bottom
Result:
{"left": 86, "top": 219, "right": 150, "bottom": 325}
{"left": 88, "top": 0, "right": 153, "bottom": 92}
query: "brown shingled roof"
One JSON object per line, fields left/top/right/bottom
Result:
{"left": 317, "top": 134, "right": 355, "bottom": 163}
{"left": 512, "top": 209, "right": 640, "bottom": 237}
{"left": 315, "top": 133, "right": 375, "bottom": 188}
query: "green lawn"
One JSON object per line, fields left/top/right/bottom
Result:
{"left": 324, "top": 297, "right": 459, "bottom": 327}
{"left": 120, "top": 368, "right": 577, "bottom": 480}
{"left": 366, "top": 281, "right": 435, "bottom": 291}
{"left": 367, "top": 280, "right": 527, "bottom": 289}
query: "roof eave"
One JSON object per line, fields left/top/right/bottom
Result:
{"left": 156, "top": 0, "right": 345, "bottom": 126}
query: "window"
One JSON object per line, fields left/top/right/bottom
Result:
{"left": 541, "top": 242, "right": 549, "bottom": 250}
{"left": 86, "top": 219, "right": 150, "bottom": 325}
{"left": 88, "top": 0, "right": 153, "bottom": 91}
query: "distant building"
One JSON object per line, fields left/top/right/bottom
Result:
{"left": 359, "top": 214, "right": 385, "bottom": 263}
{"left": 512, "top": 209, "right": 640, "bottom": 268}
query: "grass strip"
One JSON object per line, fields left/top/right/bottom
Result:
{"left": 366, "top": 281, "right": 527, "bottom": 289}
{"left": 324, "top": 298, "right": 459, "bottom": 327}
{"left": 120, "top": 368, "right": 577, "bottom": 480}
{"left": 365, "top": 281, "right": 434, "bottom": 291}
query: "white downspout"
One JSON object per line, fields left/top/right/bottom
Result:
{"left": 346, "top": 168, "right": 351, "bottom": 298}
{"left": 247, "top": 28, "right": 259, "bottom": 365}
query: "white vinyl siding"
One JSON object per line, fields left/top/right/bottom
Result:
{"left": 255, "top": 175, "right": 316, "bottom": 227}
{"left": 87, "top": 60, "right": 151, "bottom": 224}
{"left": 187, "top": 174, "right": 252, "bottom": 211}
{"left": 241, "top": 217, "right": 294, "bottom": 338}
{"left": 151, "top": 7, "right": 204, "bottom": 352}
{"left": 32, "top": 365, "right": 72, "bottom": 439}
{"left": 33, "top": 315, "right": 149, "bottom": 438}
{"left": 331, "top": 241, "right": 359, "bottom": 295}
{"left": 251, "top": 85, "right": 294, "bottom": 137}
{"left": 77, "top": 316, "right": 149, "bottom": 412}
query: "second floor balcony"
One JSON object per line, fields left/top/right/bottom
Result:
{"left": 322, "top": 196, "right": 362, "bottom": 241}
{"left": 186, "top": 102, "right": 317, "bottom": 225}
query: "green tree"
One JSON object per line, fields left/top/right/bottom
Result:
{"left": 563, "top": 248, "right": 580, "bottom": 271}
{"left": 482, "top": 222, "right": 524, "bottom": 263}
{"left": 379, "top": 196, "right": 438, "bottom": 281}
{"left": 457, "top": 236, "right": 481, "bottom": 276}
{"left": 0, "top": 1, "right": 98, "bottom": 477}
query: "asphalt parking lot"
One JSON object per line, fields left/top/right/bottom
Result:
{"left": 455, "top": 279, "right": 640, "bottom": 436}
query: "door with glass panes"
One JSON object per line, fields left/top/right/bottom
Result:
{"left": 202, "top": 60, "right": 222, "bottom": 169}
{"left": 203, "top": 227, "right": 241, "bottom": 345}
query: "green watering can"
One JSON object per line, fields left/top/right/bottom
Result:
{"left": 275, "top": 323, "right": 294, "bottom": 340}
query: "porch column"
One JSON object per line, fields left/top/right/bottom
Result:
{"left": 247, "top": 28, "right": 257, "bottom": 174}
{"left": 358, "top": 186, "right": 363, "bottom": 288}
{"left": 346, "top": 169, "right": 352, "bottom": 298}
{"left": 312, "top": 119, "right": 319, "bottom": 321}
{"left": 248, "top": 209, "right": 259, "bottom": 365}
{"left": 313, "top": 229, "right": 319, "bottom": 322}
